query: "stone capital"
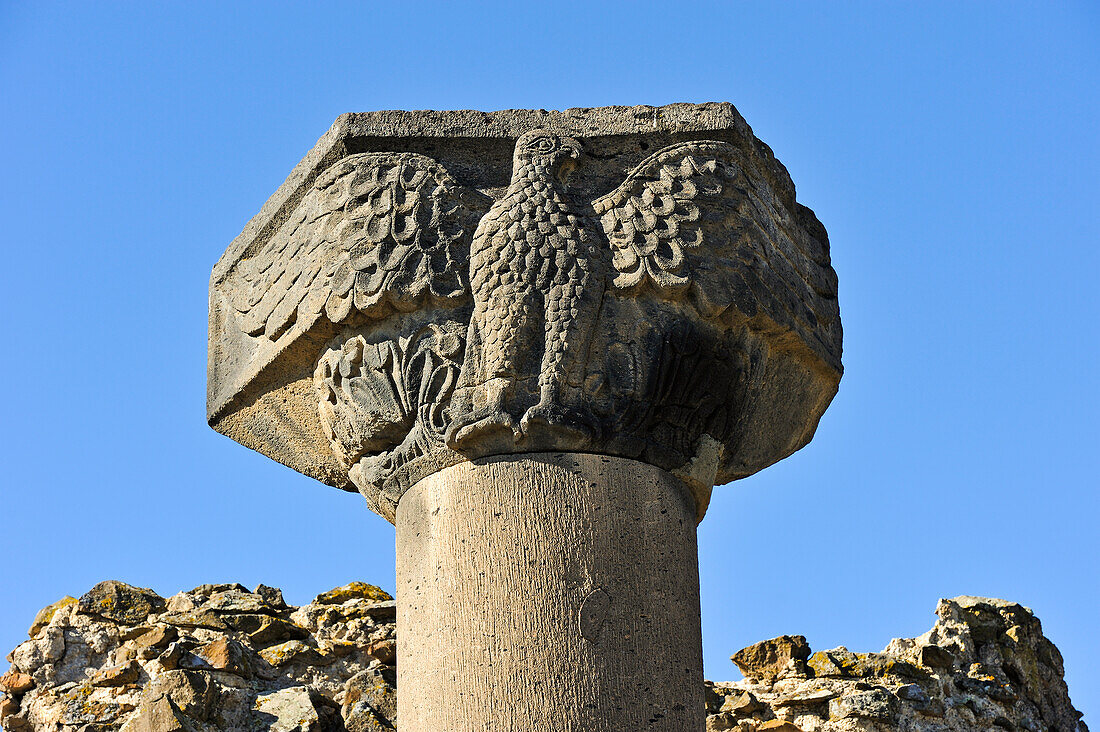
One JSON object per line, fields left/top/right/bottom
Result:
{"left": 208, "top": 104, "right": 842, "bottom": 522}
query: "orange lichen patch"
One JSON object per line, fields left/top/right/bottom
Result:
{"left": 27, "top": 597, "right": 76, "bottom": 637}
{"left": 312, "top": 582, "right": 393, "bottom": 605}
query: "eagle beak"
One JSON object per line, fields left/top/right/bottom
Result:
{"left": 556, "top": 137, "right": 582, "bottom": 184}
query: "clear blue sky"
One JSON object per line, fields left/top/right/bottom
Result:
{"left": 2, "top": 1, "right": 1096, "bottom": 722}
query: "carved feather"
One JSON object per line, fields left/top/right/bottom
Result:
{"left": 593, "top": 141, "right": 840, "bottom": 360}
{"left": 231, "top": 153, "right": 489, "bottom": 341}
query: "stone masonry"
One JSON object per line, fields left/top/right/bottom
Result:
{"left": 1, "top": 583, "right": 1086, "bottom": 731}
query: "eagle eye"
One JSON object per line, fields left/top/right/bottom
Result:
{"left": 527, "top": 136, "right": 557, "bottom": 154}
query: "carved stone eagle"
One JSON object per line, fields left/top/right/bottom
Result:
{"left": 210, "top": 106, "right": 842, "bottom": 522}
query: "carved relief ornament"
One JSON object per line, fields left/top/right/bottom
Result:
{"left": 208, "top": 107, "right": 842, "bottom": 522}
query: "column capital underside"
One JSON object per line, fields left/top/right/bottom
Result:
{"left": 207, "top": 104, "right": 842, "bottom": 523}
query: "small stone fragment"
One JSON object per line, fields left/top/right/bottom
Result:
{"left": 359, "top": 600, "right": 397, "bottom": 622}
{"left": 77, "top": 581, "right": 166, "bottom": 625}
{"left": 808, "top": 647, "right": 929, "bottom": 681}
{"left": 157, "top": 641, "right": 194, "bottom": 670}
{"left": 343, "top": 666, "right": 397, "bottom": 724}
{"left": 364, "top": 638, "right": 396, "bottom": 664}
{"left": 142, "top": 670, "right": 217, "bottom": 720}
{"left": 130, "top": 694, "right": 198, "bottom": 732}
{"left": 133, "top": 626, "right": 178, "bottom": 651}
{"left": 255, "top": 584, "right": 287, "bottom": 609}
{"left": 259, "top": 640, "right": 331, "bottom": 668}
{"left": 91, "top": 659, "right": 142, "bottom": 687}
{"left": 223, "top": 614, "right": 309, "bottom": 644}
{"left": 188, "top": 583, "right": 249, "bottom": 598}
{"left": 203, "top": 589, "right": 272, "bottom": 615}
{"left": 2, "top": 709, "right": 31, "bottom": 731}
{"left": 0, "top": 671, "right": 34, "bottom": 694}
{"left": 344, "top": 702, "right": 394, "bottom": 731}
{"left": 918, "top": 643, "right": 954, "bottom": 668}
{"left": 253, "top": 686, "right": 323, "bottom": 731}
{"left": 194, "top": 637, "right": 257, "bottom": 678}
{"left": 896, "top": 683, "right": 929, "bottom": 703}
{"left": 758, "top": 721, "right": 804, "bottom": 731}
{"left": 161, "top": 610, "right": 229, "bottom": 631}
{"left": 27, "top": 597, "right": 76, "bottom": 637}
{"left": 719, "top": 690, "right": 762, "bottom": 715}
{"left": 731, "top": 635, "right": 811, "bottom": 682}
{"left": 772, "top": 688, "right": 836, "bottom": 708}
{"left": 829, "top": 688, "right": 897, "bottom": 720}
{"left": 165, "top": 592, "right": 197, "bottom": 613}
{"left": 313, "top": 582, "right": 393, "bottom": 605}
{"left": 10, "top": 627, "right": 64, "bottom": 670}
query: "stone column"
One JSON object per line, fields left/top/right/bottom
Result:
{"left": 397, "top": 454, "right": 703, "bottom": 730}
{"left": 208, "top": 104, "right": 843, "bottom": 731}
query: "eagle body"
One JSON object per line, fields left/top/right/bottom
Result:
{"left": 451, "top": 131, "right": 605, "bottom": 448}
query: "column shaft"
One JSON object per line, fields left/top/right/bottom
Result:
{"left": 396, "top": 452, "right": 705, "bottom": 731}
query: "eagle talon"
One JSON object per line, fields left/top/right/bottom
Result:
{"left": 520, "top": 402, "right": 599, "bottom": 447}
{"left": 446, "top": 410, "right": 520, "bottom": 452}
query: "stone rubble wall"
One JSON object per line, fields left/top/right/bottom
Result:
{"left": 0, "top": 585, "right": 1085, "bottom": 732}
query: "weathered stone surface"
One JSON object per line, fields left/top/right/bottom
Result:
{"left": 398, "top": 454, "right": 706, "bottom": 731}
{"left": 201, "top": 588, "right": 275, "bottom": 615}
{"left": 128, "top": 695, "right": 196, "bottom": 732}
{"left": 0, "top": 671, "right": 34, "bottom": 694}
{"left": 91, "top": 659, "right": 142, "bottom": 687}
{"left": 208, "top": 103, "right": 842, "bottom": 524}
{"left": 77, "top": 581, "right": 166, "bottom": 625}
{"left": 708, "top": 596, "right": 1086, "bottom": 732}
{"left": 362, "top": 639, "right": 396, "bottom": 665}
{"left": 141, "top": 669, "right": 216, "bottom": 721}
{"left": 732, "top": 634, "right": 812, "bottom": 682}
{"left": 259, "top": 640, "right": 332, "bottom": 668}
{"left": 1, "top": 585, "right": 1086, "bottom": 731}
{"left": 253, "top": 686, "right": 323, "bottom": 731}
{"left": 758, "top": 722, "right": 804, "bottom": 732}
{"left": 27, "top": 598, "right": 75, "bottom": 638}
{"left": 193, "top": 637, "right": 259, "bottom": 678}
{"left": 4, "top": 581, "right": 397, "bottom": 731}
{"left": 343, "top": 666, "right": 397, "bottom": 728}
{"left": 314, "top": 582, "right": 392, "bottom": 605}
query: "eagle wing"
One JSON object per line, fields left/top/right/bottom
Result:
{"left": 592, "top": 141, "right": 840, "bottom": 365}
{"left": 231, "top": 152, "right": 490, "bottom": 341}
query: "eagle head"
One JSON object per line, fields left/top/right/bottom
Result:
{"left": 514, "top": 130, "right": 581, "bottom": 183}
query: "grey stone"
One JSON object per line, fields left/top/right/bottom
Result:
{"left": 142, "top": 670, "right": 217, "bottom": 721}
{"left": 77, "top": 581, "right": 166, "bottom": 625}
{"left": 253, "top": 686, "right": 323, "bottom": 732}
{"left": 129, "top": 695, "right": 199, "bottom": 732}
{"left": 343, "top": 666, "right": 397, "bottom": 726}
{"left": 398, "top": 455, "right": 705, "bottom": 731}
{"left": 207, "top": 103, "right": 842, "bottom": 524}
{"left": 201, "top": 589, "right": 273, "bottom": 615}
{"left": 829, "top": 688, "right": 897, "bottom": 720}
{"left": 255, "top": 584, "right": 288, "bottom": 609}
